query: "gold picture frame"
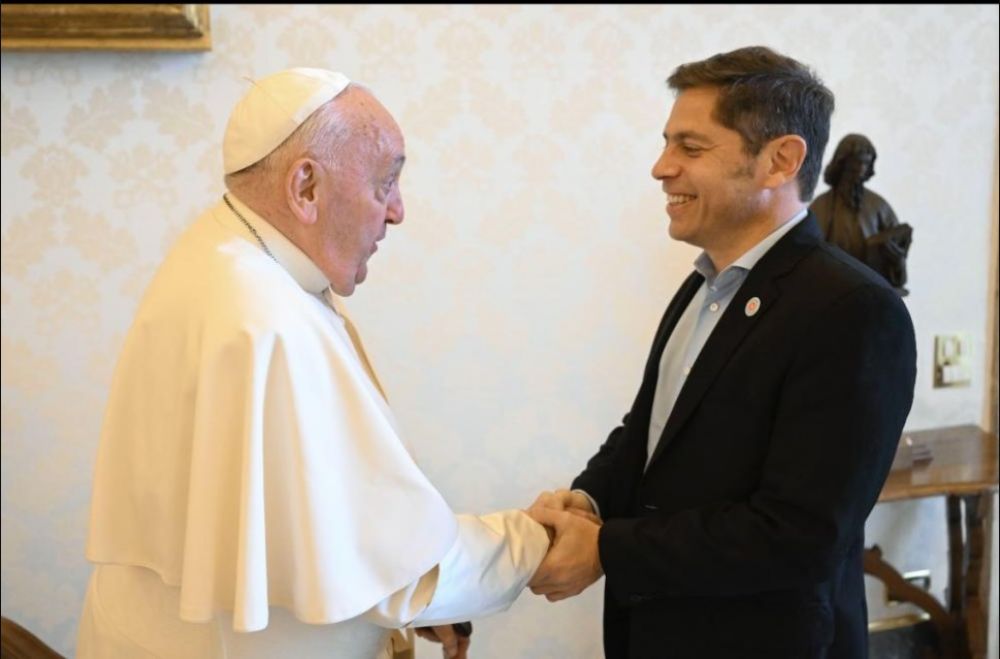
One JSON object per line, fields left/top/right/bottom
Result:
{"left": 1, "top": 4, "right": 211, "bottom": 51}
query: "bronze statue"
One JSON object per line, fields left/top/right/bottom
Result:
{"left": 810, "top": 134, "right": 912, "bottom": 296}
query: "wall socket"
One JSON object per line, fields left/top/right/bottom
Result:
{"left": 933, "top": 333, "right": 972, "bottom": 388}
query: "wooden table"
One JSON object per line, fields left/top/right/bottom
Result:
{"left": 864, "top": 424, "right": 999, "bottom": 659}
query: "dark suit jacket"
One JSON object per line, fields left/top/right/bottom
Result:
{"left": 572, "top": 215, "right": 916, "bottom": 659}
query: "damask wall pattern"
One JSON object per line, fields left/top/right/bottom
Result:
{"left": 2, "top": 5, "right": 998, "bottom": 657}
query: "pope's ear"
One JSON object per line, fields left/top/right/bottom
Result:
{"left": 763, "top": 135, "right": 807, "bottom": 190}
{"left": 286, "top": 157, "right": 320, "bottom": 226}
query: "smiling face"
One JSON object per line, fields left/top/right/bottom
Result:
{"left": 312, "top": 90, "right": 406, "bottom": 296}
{"left": 651, "top": 86, "right": 769, "bottom": 261}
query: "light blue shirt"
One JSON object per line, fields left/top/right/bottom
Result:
{"left": 645, "top": 209, "right": 809, "bottom": 469}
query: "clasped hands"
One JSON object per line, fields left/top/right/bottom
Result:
{"left": 526, "top": 488, "right": 604, "bottom": 602}
{"left": 417, "top": 489, "right": 603, "bottom": 657}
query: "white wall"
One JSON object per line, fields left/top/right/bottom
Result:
{"left": 2, "top": 4, "right": 997, "bottom": 657}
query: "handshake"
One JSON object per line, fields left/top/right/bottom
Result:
{"left": 525, "top": 488, "right": 604, "bottom": 602}
{"left": 416, "top": 489, "right": 604, "bottom": 658}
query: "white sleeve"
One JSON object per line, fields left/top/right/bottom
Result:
{"left": 362, "top": 510, "right": 549, "bottom": 628}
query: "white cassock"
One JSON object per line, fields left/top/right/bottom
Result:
{"left": 78, "top": 193, "right": 549, "bottom": 658}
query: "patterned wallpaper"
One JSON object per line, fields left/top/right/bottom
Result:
{"left": 2, "top": 4, "right": 998, "bottom": 657}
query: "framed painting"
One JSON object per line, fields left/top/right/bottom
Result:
{"left": 1, "top": 4, "right": 211, "bottom": 51}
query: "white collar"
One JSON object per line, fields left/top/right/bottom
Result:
{"left": 220, "top": 191, "right": 330, "bottom": 295}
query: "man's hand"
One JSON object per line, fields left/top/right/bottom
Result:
{"left": 528, "top": 488, "right": 595, "bottom": 519}
{"left": 527, "top": 507, "right": 604, "bottom": 602}
{"left": 414, "top": 625, "right": 470, "bottom": 659}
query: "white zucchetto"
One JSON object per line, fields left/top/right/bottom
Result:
{"left": 223, "top": 67, "right": 351, "bottom": 175}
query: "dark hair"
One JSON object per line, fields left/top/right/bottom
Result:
{"left": 823, "top": 133, "right": 876, "bottom": 187}
{"left": 667, "top": 46, "right": 835, "bottom": 201}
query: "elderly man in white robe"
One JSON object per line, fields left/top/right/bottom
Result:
{"left": 77, "top": 68, "right": 550, "bottom": 659}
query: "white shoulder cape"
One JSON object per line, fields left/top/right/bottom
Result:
{"left": 86, "top": 204, "right": 457, "bottom": 632}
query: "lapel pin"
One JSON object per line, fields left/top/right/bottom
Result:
{"left": 744, "top": 296, "right": 761, "bottom": 317}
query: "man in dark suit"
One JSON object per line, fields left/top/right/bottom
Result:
{"left": 527, "top": 46, "right": 917, "bottom": 659}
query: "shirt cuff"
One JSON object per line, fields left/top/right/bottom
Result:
{"left": 573, "top": 489, "right": 601, "bottom": 520}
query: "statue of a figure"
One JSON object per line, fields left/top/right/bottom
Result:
{"left": 810, "top": 134, "right": 912, "bottom": 296}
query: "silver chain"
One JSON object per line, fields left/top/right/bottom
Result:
{"left": 223, "top": 194, "right": 276, "bottom": 262}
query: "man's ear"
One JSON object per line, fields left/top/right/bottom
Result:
{"left": 286, "top": 157, "right": 320, "bottom": 226}
{"left": 762, "top": 135, "right": 807, "bottom": 190}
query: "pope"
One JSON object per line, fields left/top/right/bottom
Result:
{"left": 76, "top": 68, "right": 549, "bottom": 659}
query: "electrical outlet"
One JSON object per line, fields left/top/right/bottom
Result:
{"left": 933, "top": 334, "right": 972, "bottom": 388}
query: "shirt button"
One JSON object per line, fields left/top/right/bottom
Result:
{"left": 683, "top": 366, "right": 691, "bottom": 376}
{"left": 709, "top": 302, "right": 719, "bottom": 312}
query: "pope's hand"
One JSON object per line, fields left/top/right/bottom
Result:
{"left": 527, "top": 507, "right": 603, "bottom": 602}
{"left": 414, "top": 625, "right": 470, "bottom": 659}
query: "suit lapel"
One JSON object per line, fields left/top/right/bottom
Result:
{"left": 646, "top": 215, "right": 824, "bottom": 467}
{"left": 618, "top": 270, "right": 704, "bottom": 484}
{"left": 642, "top": 272, "right": 705, "bottom": 388}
